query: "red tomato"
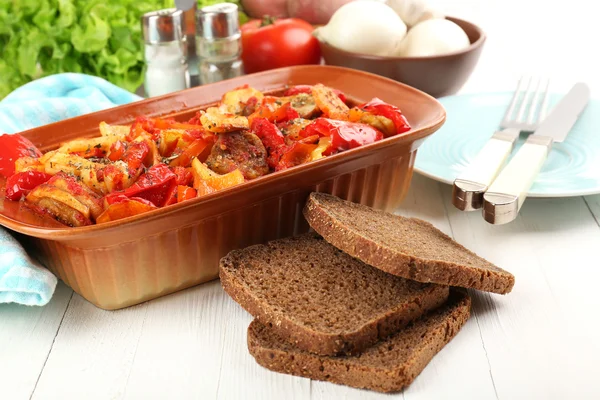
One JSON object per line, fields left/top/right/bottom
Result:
{"left": 241, "top": 17, "right": 321, "bottom": 74}
{"left": 0, "top": 134, "right": 42, "bottom": 178}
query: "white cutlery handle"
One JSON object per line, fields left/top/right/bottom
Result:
{"left": 452, "top": 129, "right": 519, "bottom": 211}
{"left": 482, "top": 135, "right": 553, "bottom": 224}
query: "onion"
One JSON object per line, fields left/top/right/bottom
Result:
{"left": 314, "top": 1, "right": 407, "bottom": 56}
{"left": 287, "top": 0, "right": 355, "bottom": 25}
{"left": 241, "top": 0, "right": 289, "bottom": 19}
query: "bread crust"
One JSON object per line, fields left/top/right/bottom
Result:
{"left": 248, "top": 289, "right": 472, "bottom": 393}
{"left": 304, "top": 192, "right": 515, "bottom": 294}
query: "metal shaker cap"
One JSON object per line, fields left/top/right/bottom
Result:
{"left": 142, "top": 8, "right": 185, "bottom": 44}
{"left": 197, "top": 3, "right": 240, "bottom": 39}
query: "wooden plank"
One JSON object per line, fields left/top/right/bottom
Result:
{"left": 217, "top": 288, "right": 311, "bottom": 400}
{"left": 441, "top": 185, "right": 600, "bottom": 399}
{"left": 31, "top": 293, "right": 149, "bottom": 400}
{"left": 312, "top": 175, "right": 497, "bottom": 400}
{"left": 584, "top": 195, "right": 600, "bottom": 227}
{"left": 0, "top": 282, "right": 72, "bottom": 400}
{"left": 120, "top": 280, "right": 310, "bottom": 400}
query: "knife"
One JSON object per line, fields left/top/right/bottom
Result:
{"left": 482, "top": 82, "right": 591, "bottom": 224}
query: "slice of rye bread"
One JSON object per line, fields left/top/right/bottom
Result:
{"left": 219, "top": 233, "right": 449, "bottom": 356}
{"left": 303, "top": 192, "right": 515, "bottom": 294}
{"left": 248, "top": 289, "right": 471, "bottom": 393}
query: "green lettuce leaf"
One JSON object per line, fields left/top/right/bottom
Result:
{"left": 0, "top": 0, "right": 249, "bottom": 99}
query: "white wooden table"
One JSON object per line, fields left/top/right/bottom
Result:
{"left": 2, "top": 1, "right": 599, "bottom": 399}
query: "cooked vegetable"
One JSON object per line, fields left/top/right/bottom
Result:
{"left": 311, "top": 84, "right": 349, "bottom": 120}
{"left": 96, "top": 197, "right": 157, "bottom": 224}
{"left": 191, "top": 158, "right": 245, "bottom": 196}
{"left": 205, "top": 131, "right": 269, "bottom": 179}
{"left": 220, "top": 85, "right": 265, "bottom": 115}
{"left": 26, "top": 183, "right": 95, "bottom": 226}
{"left": 349, "top": 98, "right": 411, "bottom": 137}
{"left": 241, "top": 17, "right": 321, "bottom": 74}
{"left": 2, "top": 82, "right": 410, "bottom": 226}
{"left": 313, "top": 1, "right": 407, "bottom": 56}
{"left": 0, "top": 134, "right": 42, "bottom": 177}
{"left": 299, "top": 118, "right": 384, "bottom": 156}
{"left": 200, "top": 107, "right": 250, "bottom": 133}
{"left": 5, "top": 171, "right": 53, "bottom": 201}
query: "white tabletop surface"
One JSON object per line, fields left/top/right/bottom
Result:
{"left": 2, "top": 1, "right": 600, "bottom": 399}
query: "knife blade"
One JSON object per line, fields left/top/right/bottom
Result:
{"left": 482, "top": 82, "right": 591, "bottom": 225}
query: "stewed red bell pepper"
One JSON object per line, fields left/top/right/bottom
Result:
{"left": 251, "top": 118, "right": 287, "bottom": 169}
{"left": 105, "top": 163, "right": 177, "bottom": 207}
{"left": 0, "top": 134, "right": 43, "bottom": 178}
{"left": 121, "top": 141, "right": 150, "bottom": 175}
{"left": 283, "top": 85, "right": 347, "bottom": 104}
{"left": 299, "top": 118, "right": 384, "bottom": 156}
{"left": 359, "top": 98, "right": 411, "bottom": 135}
{"left": 4, "top": 171, "right": 53, "bottom": 201}
{"left": 108, "top": 140, "right": 127, "bottom": 162}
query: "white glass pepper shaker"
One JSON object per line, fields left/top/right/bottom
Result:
{"left": 142, "top": 8, "right": 190, "bottom": 97}
{"left": 196, "top": 3, "right": 244, "bottom": 85}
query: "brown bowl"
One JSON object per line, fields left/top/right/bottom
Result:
{"left": 319, "top": 17, "right": 486, "bottom": 98}
{"left": 0, "top": 65, "right": 446, "bottom": 310}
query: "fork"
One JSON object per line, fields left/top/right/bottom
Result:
{"left": 452, "top": 76, "right": 551, "bottom": 211}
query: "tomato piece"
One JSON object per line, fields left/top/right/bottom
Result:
{"left": 177, "top": 185, "right": 197, "bottom": 203}
{"left": 96, "top": 198, "right": 157, "bottom": 224}
{"left": 250, "top": 118, "right": 286, "bottom": 170}
{"left": 241, "top": 17, "right": 321, "bottom": 74}
{"left": 275, "top": 142, "right": 318, "bottom": 171}
{"left": 359, "top": 98, "right": 411, "bottom": 135}
{"left": 5, "top": 171, "right": 53, "bottom": 201}
{"left": 283, "top": 85, "right": 347, "bottom": 103}
{"left": 107, "top": 164, "right": 177, "bottom": 207}
{"left": 0, "top": 134, "right": 43, "bottom": 178}
{"left": 300, "top": 118, "right": 384, "bottom": 156}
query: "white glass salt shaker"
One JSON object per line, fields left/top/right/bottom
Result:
{"left": 196, "top": 3, "right": 244, "bottom": 85}
{"left": 142, "top": 8, "right": 190, "bottom": 97}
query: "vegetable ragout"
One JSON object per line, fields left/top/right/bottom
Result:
{"left": 0, "top": 83, "right": 411, "bottom": 227}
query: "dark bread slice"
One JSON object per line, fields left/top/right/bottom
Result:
{"left": 219, "top": 233, "right": 449, "bottom": 356}
{"left": 248, "top": 289, "right": 471, "bottom": 393}
{"left": 304, "top": 192, "right": 515, "bottom": 294}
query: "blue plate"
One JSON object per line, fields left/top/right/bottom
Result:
{"left": 414, "top": 92, "right": 600, "bottom": 197}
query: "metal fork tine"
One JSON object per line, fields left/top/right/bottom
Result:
{"left": 516, "top": 76, "right": 534, "bottom": 122}
{"left": 526, "top": 77, "right": 543, "bottom": 124}
{"left": 538, "top": 78, "right": 551, "bottom": 121}
{"left": 502, "top": 76, "right": 525, "bottom": 123}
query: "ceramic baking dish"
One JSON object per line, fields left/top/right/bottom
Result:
{"left": 0, "top": 65, "right": 446, "bottom": 310}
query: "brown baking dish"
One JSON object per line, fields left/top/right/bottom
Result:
{"left": 0, "top": 65, "right": 446, "bottom": 310}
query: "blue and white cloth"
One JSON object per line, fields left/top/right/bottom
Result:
{"left": 0, "top": 73, "right": 142, "bottom": 306}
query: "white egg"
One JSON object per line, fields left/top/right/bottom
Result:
{"left": 396, "top": 18, "right": 470, "bottom": 57}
